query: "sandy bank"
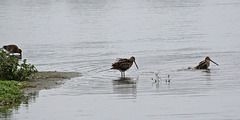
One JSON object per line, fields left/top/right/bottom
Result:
{"left": 23, "top": 71, "right": 81, "bottom": 95}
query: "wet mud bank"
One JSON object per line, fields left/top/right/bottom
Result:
{"left": 23, "top": 71, "right": 81, "bottom": 95}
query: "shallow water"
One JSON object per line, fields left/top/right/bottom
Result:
{"left": 1, "top": 0, "right": 240, "bottom": 119}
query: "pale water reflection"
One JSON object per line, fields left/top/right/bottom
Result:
{"left": 1, "top": 0, "right": 240, "bottom": 119}
{"left": 112, "top": 77, "right": 138, "bottom": 99}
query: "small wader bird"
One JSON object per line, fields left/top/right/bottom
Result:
{"left": 2, "top": 44, "right": 22, "bottom": 59}
{"left": 111, "top": 56, "right": 139, "bottom": 78}
{"left": 194, "top": 56, "right": 219, "bottom": 69}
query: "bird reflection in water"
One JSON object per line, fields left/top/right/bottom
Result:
{"left": 112, "top": 76, "right": 139, "bottom": 99}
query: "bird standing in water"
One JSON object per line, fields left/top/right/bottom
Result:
{"left": 3, "top": 44, "right": 22, "bottom": 59}
{"left": 194, "top": 56, "right": 219, "bottom": 69}
{"left": 111, "top": 56, "right": 139, "bottom": 78}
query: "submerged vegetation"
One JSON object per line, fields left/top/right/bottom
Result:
{"left": 0, "top": 48, "right": 38, "bottom": 106}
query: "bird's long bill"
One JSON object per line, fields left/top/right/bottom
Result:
{"left": 210, "top": 60, "right": 219, "bottom": 66}
{"left": 134, "top": 61, "right": 139, "bottom": 69}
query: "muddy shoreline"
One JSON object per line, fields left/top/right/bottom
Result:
{"left": 23, "top": 71, "right": 81, "bottom": 95}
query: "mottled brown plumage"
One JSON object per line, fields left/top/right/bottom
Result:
{"left": 3, "top": 44, "right": 22, "bottom": 59}
{"left": 111, "top": 56, "right": 138, "bottom": 77}
{"left": 194, "top": 56, "right": 219, "bottom": 69}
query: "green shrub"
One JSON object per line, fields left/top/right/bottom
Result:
{"left": 0, "top": 48, "right": 38, "bottom": 81}
{"left": 0, "top": 81, "right": 24, "bottom": 105}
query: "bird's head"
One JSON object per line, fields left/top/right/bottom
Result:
{"left": 130, "top": 56, "right": 138, "bottom": 69}
{"left": 19, "top": 49, "right": 22, "bottom": 56}
{"left": 205, "top": 56, "right": 219, "bottom": 66}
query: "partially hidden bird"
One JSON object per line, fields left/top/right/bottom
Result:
{"left": 2, "top": 44, "right": 22, "bottom": 59}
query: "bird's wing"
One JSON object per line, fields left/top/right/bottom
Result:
{"left": 198, "top": 60, "right": 206, "bottom": 66}
{"left": 115, "top": 58, "right": 128, "bottom": 62}
{"left": 111, "top": 58, "right": 130, "bottom": 69}
{"left": 194, "top": 60, "right": 206, "bottom": 69}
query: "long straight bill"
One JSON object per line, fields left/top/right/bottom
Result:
{"left": 210, "top": 60, "right": 219, "bottom": 66}
{"left": 134, "top": 61, "right": 139, "bottom": 69}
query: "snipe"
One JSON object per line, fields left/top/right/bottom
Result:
{"left": 111, "top": 56, "right": 138, "bottom": 78}
{"left": 194, "top": 56, "right": 219, "bottom": 69}
{"left": 3, "top": 44, "right": 22, "bottom": 59}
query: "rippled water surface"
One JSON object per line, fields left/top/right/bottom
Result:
{"left": 1, "top": 0, "right": 240, "bottom": 119}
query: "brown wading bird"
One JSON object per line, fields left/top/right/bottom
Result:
{"left": 2, "top": 44, "right": 22, "bottom": 59}
{"left": 111, "top": 56, "right": 139, "bottom": 78}
{"left": 194, "top": 56, "right": 219, "bottom": 69}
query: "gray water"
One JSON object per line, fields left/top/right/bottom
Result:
{"left": 1, "top": 0, "right": 240, "bottom": 119}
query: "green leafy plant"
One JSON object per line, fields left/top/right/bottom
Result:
{"left": 0, "top": 81, "right": 24, "bottom": 105}
{"left": 0, "top": 49, "right": 38, "bottom": 81}
{"left": 0, "top": 81, "right": 35, "bottom": 105}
